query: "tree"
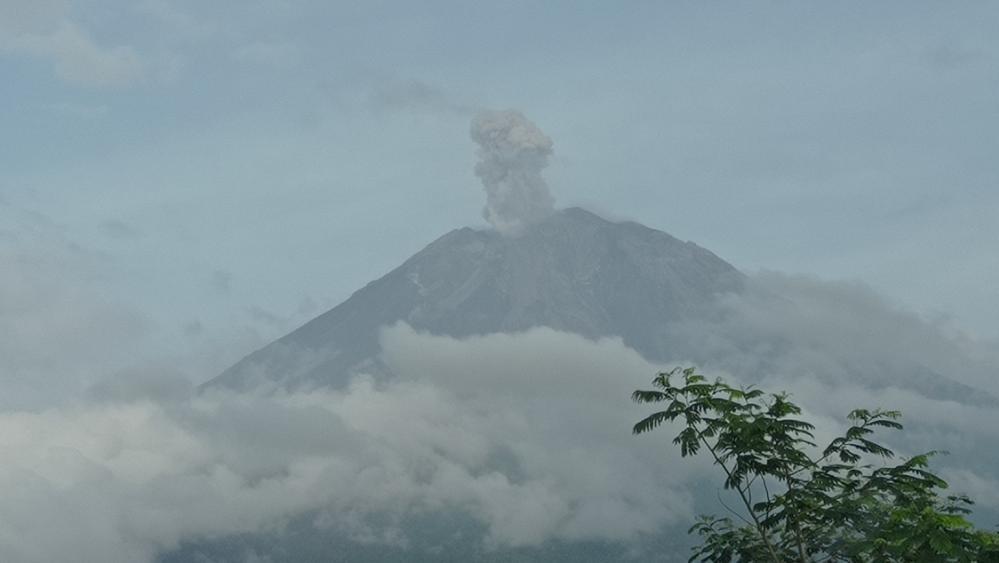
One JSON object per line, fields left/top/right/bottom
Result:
{"left": 632, "top": 367, "right": 999, "bottom": 562}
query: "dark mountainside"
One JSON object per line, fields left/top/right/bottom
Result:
{"left": 208, "top": 207, "right": 744, "bottom": 391}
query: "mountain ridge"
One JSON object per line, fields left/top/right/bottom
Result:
{"left": 207, "top": 207, "right": 745, "bottom": 390}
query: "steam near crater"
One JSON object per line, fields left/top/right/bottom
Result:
{"left": 470, "top": 110, "right": 555, "bottom": 235}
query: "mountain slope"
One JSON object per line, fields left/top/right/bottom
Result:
{"left": 208, "top": 207, "right": 744, "bottom": 390}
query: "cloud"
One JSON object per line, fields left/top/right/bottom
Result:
{"left": 3, "top": 201, "right": 998, "bottom": 562}
{"left": 1, "top": 270, "right": 998, "bottom": 561}
{"left": 1, "top": 204, "right": 284, "bottom": 403}
{"left": 367, "top": 79, "right": 474, "bottom": 116}
{"left": 664, "top": 272, "right": 999, "bottom": 403}
{"left": 471, "top": 110, "right": 556, "bottom": 235}
{"left": 0, "top": 207, "right": 149, "bottom": 408}
{"left": 0, "top": 327, "right": 696, "bottom": 562}
{"left": 0, "top": 0, "right": 144, "bottom": 87}
{"left": 86, "top": 366, "right": 194, "bottom": 404}
{"left": 657, "top": 271, "right": 999, "bottom": 508}
{"left": 246, "top": 305, "right": 283, "bottom": 327}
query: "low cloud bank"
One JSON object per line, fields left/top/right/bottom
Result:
{"left": 1, "top": 270, "right": 998, "bottom": 562}
{"left": 0, "top": 327, "right": 695, "bottom": 562}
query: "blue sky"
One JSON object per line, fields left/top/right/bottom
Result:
{"left": 2, "top": 1, "right": 998, "bottom": 397}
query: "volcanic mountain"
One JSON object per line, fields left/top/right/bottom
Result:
{"left": 186, "top": 205, "right": 996, "bottom": 563}
{"left": 208, "top": 207, "right": 744, "bottom": 391}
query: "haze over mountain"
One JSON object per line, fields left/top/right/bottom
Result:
{"left": 182, "top": 198, "right": 997, "bottom": 562}
{"left": 4, "top": 3, "right": 999, "bottom": 561}
{"left": 210, "top": 203, "right": 993, "bottom": 410}
{"left": 171, "top": 109, "right": 997, "bottom": 562}
{"left": 209, "top": 109, "right": 994, "bottom": 408}
{"left": 209, "top": 207, "right": 743, "bottom": 391}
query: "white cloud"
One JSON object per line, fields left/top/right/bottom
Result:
{"left": 2, "top": 204, "right": 998, "bottom": 561}
{"left": 942, "top": 469, "right": 999, "bottom": 511}
{"left": 0, "top": 0, "right": 144, "bottom": 87}
{"left": 0, "top": 278, "right": 997, "bottom": 561}
{"left": 0, "top": 326, "right": 697, "bottom": 562}
{"left": 665, "top": 271, "right": 999, "bottom": 400}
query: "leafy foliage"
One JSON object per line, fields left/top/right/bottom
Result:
{"left": 633, "top": 367, "right": 999, "bottom": 562}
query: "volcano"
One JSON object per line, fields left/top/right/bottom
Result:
{"left": 208, "top": 207, "right": 744, "bottom": 391}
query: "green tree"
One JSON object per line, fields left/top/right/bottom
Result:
{"left": 632, "top": 367, "right": 999, "bottom": 562}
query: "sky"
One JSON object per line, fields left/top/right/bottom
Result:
{"left": 3, "top": 1, "right": 999, "bottom": 396}
{"left": 2, "top": 3, "right": 999, "bottom": 560}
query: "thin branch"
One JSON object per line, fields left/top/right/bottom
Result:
{"left": 717, "top": 490, "right": 754, "bottom": 527}
{"left": 698, "top": 433, "right": 784, "bottom": 563}
{"left": 762, "top": 475, "right": 776, "bottom": 526}
{"left": 782, "top": 469, "right": 811, "bottom": 563}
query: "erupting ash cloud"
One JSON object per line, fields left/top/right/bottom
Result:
{"left": 470, "top": 110, "right": 555, "bottom": 234}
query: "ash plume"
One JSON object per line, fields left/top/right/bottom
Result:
{"left": 470, "top": 110, "right": 555, "bottom": 234}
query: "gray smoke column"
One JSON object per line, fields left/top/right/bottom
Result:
{"left": 471, "top": 110, "right": 555, "bottom": 234}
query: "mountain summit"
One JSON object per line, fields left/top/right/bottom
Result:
{"left": 208, "top": 207, "right": 744, "bottom": 390}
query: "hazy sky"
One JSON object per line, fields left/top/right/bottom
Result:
{"left": 2, "top": 4, "right": 999, "bottom": 559}
{"left": 2, "top": 0, "right": 998, "bottom": 395}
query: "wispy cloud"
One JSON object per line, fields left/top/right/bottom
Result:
{"left": 367, "top": 78, "right": 475, "bottom": 116}
{"left": 0, "top": 206, "right": 149, "bottom": 407}
{"left": 0, "top": 1, "right": 144, "bottom": 87}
